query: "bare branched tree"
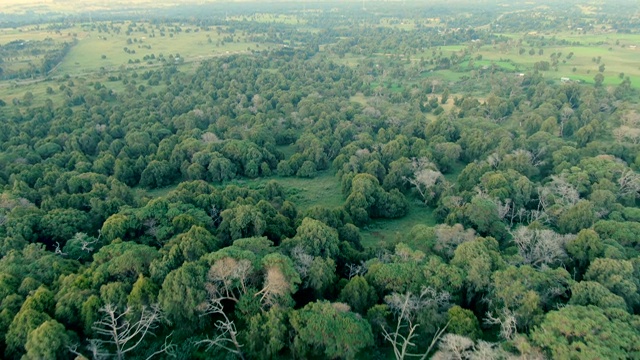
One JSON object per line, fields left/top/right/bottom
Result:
{"left": 434, "top": 334, "right": 474, "bottom": 360}
{"left": 468, "top": 341, "right": 504, "bottom": 360}
{"left": 621, "top": 109, "right": 640, "bottom": 127}
{"left": 291, "top": 246, "right": 314, "bottom": 279}
{"left": 254, "top": 266, "right": 292, "bottom": 308}
{"left": 617, "top": 169, "right": 640, "bottom": 199}
{"left": 382, "top": 287, "right": 451, "bottom": 360}
{"left": 537, "top": 176, "right": 580, "bottom": 221}
{"left": 484, "top": 309, "right": 517, "bottom": 341}
{"left": 548, "top": 176, "right": 580, "bottom": 206}
{"left": 69, "top": 304, "right": 169, "bottom": 360}
{"left": 75, "top": 231, "right": 101, "bottom": 254}
{"left": 346, "top": 262, "right": 368, "bottom": 279}
{"left": 405, "top": 158, "right": 444, "bottom": 204}
{"left": 434, "top": 224, "right": 476, "bottom": 259}
{"left": 143, "top": 218, "right": 159, "bottom": 238}
{"left": 206, "top": 257, "right": 253, "bottom": 303}
{"left": 486, "top": 153, "right": 501, "bottom": 169}
{"left": 209, "top": 204, "right": 222, "bottom": 226}
{"left": 54, "top": 242, "right": 67, "bottom": 256}
{"left": 559, "top": 106, "right": 574, "bottom": 137}
{"left": 613, "top": 126, "right": 640, "bottom": 144}
{"left": 432, "top": 335, "right": 504, "bottom": 360}
{"left": 510, "top": 227, "right": 572, "bottom": 267}
{"left": 197, "top": 298, "right": 245, "bottom": 360}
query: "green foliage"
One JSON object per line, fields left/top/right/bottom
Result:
{"left": 531, "top": 305, "right": 640, "bottom": 359}
{"left": 244, "top": 308, "right": 288, "bottom": 359}
{"left": 0, "top": 7, "right": 639, "bottom": 357}
{"left": 584, "top": 258, "right": 638, "bottom": 308}
{"left": 284, "top": 217, "right": 340, "bottom": 259}
{"left": 451, "top": 237, "right": 505, "bottom": 297}
{"left": 569, "top": 281, "right": 628, "bottom": 311}
{"left": 290, "top": 301, "right": 374, "bottom": 360}
{"left": 158, "top": 262, "right": 207, "bottom": 326}
{"left": 23, "top": 320, "right": 70, "bottom": 360}
{"left": 446, "top": 306, "right": 481, "bottom": 340}
{"left": 339, "top": 276, "right": 377, "bottom": 314}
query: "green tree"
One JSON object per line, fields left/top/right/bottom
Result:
{"left": 451, "top": 237, "right": 505, "bottom": 298}
{"left": 244, "top": 307, "right": 288, "bottom": 359}
{"left": 569, "top": 281, "right": 628, "bottom": 311}
{"left": 584, "top": 258, "right": 638, "bottom": 308}
{"left": 339, "top": 276, "right": 377, "bottom": 314}
{"left": 23, "top": 320, "right": 70, "bottom": 360}
{"left": 290, "top": 301, "right": 374, "bottom": 360}
{"left": 285, "top": 217, "right": 340, "bottom": 259}
{"left": 594, "top": 73, "right": 604, "bottom": 87}
{"left": 446, "top": 306, "right": 481, "bottom": 340}
{"left": 531, "top": 305, "right": 640, "bottom": 359}
{"left": 218, "top": 205, "right": 266, "bottom": 243}
{"left": 557, "top": 200, "right": 595, "bottom": 234}
{"left": 158, "top": 262, "right": 207, "bottom": 326}
{"left": 566, "top": 229, "right": 604, "bottom": 273}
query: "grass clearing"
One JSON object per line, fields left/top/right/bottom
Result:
{"left": 360, "top": 201, "right": 437, "bottom": 249}
{"left": 225, "top": 171, "right": 344, "bottom": 211}
{"left": 142, "top": 171, "right": 344, "bottom": 213}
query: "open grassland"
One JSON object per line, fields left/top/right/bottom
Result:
{"left": 54, "top": 23, "right": 259, "bottom": 76}
{"left": 0, "top": 21, "right": 269, "bottom": 105}
{"left": 1, "top": 21, "right": 263, "bottom": 78}
{"left": 406, "top": 32, "right": 640, "bottom": 87}
{"left": 468, "top": 32, "right": 640, "bottom": 87}
{"left": 360, "top": 202, "right": 437, "bottom": 249}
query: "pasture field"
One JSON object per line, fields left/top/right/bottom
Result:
{"left": 399, "top": 32, "right": 640, "bottom": 88}
{"left": 0, "top": 21, "right": 263, "bottom": 78}
{"left": 0, "top": 21, "right": 266, "bottom": 106}
{"left": 54, "top": 23, "right": 259, "bottom": 76}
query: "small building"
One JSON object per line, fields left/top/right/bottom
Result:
{"left": 630, "top": 45, "right": 637, "bottom": 49}
{"left": 561, "top": 77, "right": 571, "bottom": 83}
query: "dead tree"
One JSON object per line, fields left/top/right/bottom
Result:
{"left": 617, "top": 169, "right": 640, "bottom": 199}
{"left": 484, "top": 309, "right": 517, "bottom": 341}
{"left": 68, "top": 304, "right": 171, "bottom": 360}
{"left": 197, "top": 298, "right": 245, "bottom": 360}
{"left": 405, "top": 158, "right": 444, "bottom": 204}
{"left": 205, "top": 257, "right": 253, "bottom": 303}
{"left": 346, "top": 261, "right": 368, "bottom": 279}
{"left": 382, "top": 287, "right": 451, "bottom": 360}
{"left": 510, "top": 227, "right": 572, "bottom": 267}
{"left": 433, "top": 335, "right": 504, "bottom": 360}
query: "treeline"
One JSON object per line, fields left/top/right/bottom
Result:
{"left": 0, "top": 39, "right": 75, "bottom": 80}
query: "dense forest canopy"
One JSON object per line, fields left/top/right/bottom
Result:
{"left": 0, "top": 0, "right": 639, "bottom": 359}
